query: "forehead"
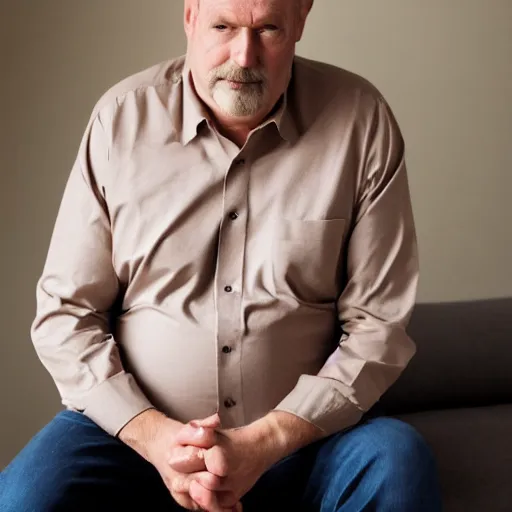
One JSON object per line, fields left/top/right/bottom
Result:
{"left": 200, "top": 0, "right": 294, "bottom": 23}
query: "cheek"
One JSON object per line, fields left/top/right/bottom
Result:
{"left": 203, "top": 48, "right": 230, "bottom": 75}
{"left": 193, "top": 34, "right": 229, "bottom": 69}
{"left": 263, "top": 51, "right": 294, "bottom": 83}
{"left": 200, "top": 34, "right": 230, "bottom": 61}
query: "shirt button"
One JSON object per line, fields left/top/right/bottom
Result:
{"left": 228, "top": 211, "right": 239, "bottom": 221}
{"left": 224, "top": 398, "right": 237, "bottom": 408}
{"left": 235, "top": 159, "right": 245, "bottom": 166}
{"left": 222, "top": 346, "right": 232, "bottom": 354}
{"left": 224, "top": 286, "right": 233, "bottom": 293}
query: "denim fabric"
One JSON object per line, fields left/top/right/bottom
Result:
{"left": 0, "top": 411, "right": 441, "bottom": 511}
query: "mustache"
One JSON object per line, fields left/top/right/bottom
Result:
{"left": 209, "top": 63, "right": 266, "bottom": 86}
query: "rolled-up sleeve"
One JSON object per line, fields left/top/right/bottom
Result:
{"left": 31, "top": 109, "right": 154, "bottom": 436}
{"left": 274, "top": 98, "right": 419, "bottom": 436}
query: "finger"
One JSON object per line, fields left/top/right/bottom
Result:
{"left": 190, "top": 412, "right": 222, "bottom": 429}
{"left": 168, "top": 445, "right": 206, "bottom": 473}
{"left": 170, "top": 473, "right": 192, "bottom": 495}
{"left": 169, "top": 471, "right": 225, "bottom": 494}
{"left": 191, "top": 471, "right": 226, "bottom": 491}
{"left": 216, "top": 490, "right": 240, "bottom": 509}
{"left": 189, "top": 479, "right": 235, "bottom": 512}
{"left": 170, "top": 490, "right": 199, "bottom": 511}
{"left": 203, "top": 445, "right": 229, "bottom": 478}
{"left": 175, "top": 424, "right": 219, "bottom": 448}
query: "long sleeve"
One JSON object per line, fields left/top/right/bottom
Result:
{"left": 31, "top": 110, "right": 153, "bottom": 436}
{"left": 274, "top": 98, "right": 419, "bottom": 436}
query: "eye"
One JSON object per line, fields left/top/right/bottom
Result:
{"left": 214, "top": 24, "right": 229, "bottom": 31}
{"left": 259, "top": 25, "right": 279, "bottom": 35}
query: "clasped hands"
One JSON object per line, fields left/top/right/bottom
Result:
{"left": 164, "top": 413, "right": 269, "bottom": 512}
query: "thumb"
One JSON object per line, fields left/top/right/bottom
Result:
{"left": 190, "top": 412, "right": 222, "bottom": 429}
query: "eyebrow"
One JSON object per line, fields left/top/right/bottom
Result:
{"left": 207, "top": 9, "right": 286, "bottom": 28}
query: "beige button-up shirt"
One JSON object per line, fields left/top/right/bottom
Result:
{"left": 32, "top": 55, "right": 418, "bottom": 437}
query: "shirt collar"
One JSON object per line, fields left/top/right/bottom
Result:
{"left": 181, "top": 62, "right": 209, "bottom": 146}
{"left": 180, "top": 60, "right": 300, "bottom": 146}
{"left": 259, "top": 87, "right": 299, "bottom": 144}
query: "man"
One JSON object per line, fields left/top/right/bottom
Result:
{"left": 0, "top": 0, "right": 442, "bottom": 510}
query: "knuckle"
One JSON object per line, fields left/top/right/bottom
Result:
{"left": 208, "top": 473, "right": 223, "bottom": 490}
{"left": 171, "top": 474, "right": 188, "bottom": 493}
{"left": 208, "top": 446, "right": 229, "bottom": 477}
{"left": 198, "top": 471, "right": 222, "bottom": 491}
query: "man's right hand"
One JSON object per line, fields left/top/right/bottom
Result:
{"left": 118, "top": 408, "right": 235, "bottom": 511}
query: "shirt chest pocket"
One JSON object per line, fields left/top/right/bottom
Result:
{"left": 272, "top": 218, "right": 347, "bottom": 303}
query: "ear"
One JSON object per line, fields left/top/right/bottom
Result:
{"left": 184, "top": 0, "right": 199, "bottom": 38}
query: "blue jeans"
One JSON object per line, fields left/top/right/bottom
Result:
{"left": 0, "top": 410, "right": 442, "bottom": 511}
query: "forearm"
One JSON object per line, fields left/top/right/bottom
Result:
{"left": 244, "top": 410, "right": 326, "bottom": 469}
{"left": 118, "top": 408, "right": 183, "bottom": 462}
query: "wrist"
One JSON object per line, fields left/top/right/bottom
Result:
{"left": 118, "top": 408, "right": 182, "bottom": 461}
{"left": 250, "top": 411, "right": 325, "bottom": 465}
{"left": 238, "top": 417, "right": 285, "bottom": 472}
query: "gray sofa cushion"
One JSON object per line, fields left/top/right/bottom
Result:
{"left": 396, "top": 405, "right": 512, "bottom": 512}
{"left": 379, "top": 298, "right": 512, "bottom": 414}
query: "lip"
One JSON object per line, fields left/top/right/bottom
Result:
{"left": 225, "top": 79, "right": 260, "bottom": 88}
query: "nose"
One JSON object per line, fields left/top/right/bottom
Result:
{"left": 231, "top": 28, "right": 259, "bottom": 69}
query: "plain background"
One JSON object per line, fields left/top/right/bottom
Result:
{"left": 1, "top": 0, "right": 511, "bottom": 468}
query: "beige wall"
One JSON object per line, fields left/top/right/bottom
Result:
{"left": 0, "top": 0, "right": 186, "bottom": 468}
{"left": 1, "top": 1, "right": 510, "bottom": 467}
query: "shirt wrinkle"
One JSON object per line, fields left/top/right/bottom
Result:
{"left": 31, "top": 54, "right": 419, "bottom": 436}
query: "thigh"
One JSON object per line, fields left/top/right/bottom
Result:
{"left": 0, "top": 410, "right": 181, "bottom": 512}
{"left": 241, "top": 438, "right": 319, "bottom": 512}
{"left": 301, "top": 417, "right": 442, "bottom": 512}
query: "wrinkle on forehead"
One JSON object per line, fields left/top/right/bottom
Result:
{"left": 200, "top": 0, "right": 294, "bottom": 25}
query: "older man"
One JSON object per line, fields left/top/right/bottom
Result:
{"left": 0, "top": 0, "right": 441, "bottom": 510}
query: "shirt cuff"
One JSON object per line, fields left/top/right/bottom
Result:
{"left": 82, "top": 372, "right": 154, "bottom": 436}
{"left": 273, "top": 374, "right": 364, "bottom": 437}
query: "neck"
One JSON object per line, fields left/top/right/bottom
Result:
{"left": 208, "top": 95, "right": 286, "bottom": 148}
{"left": 211, "top": 112, "right": 264, "bottom": 148}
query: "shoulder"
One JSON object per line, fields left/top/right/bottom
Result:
{"left": 90, "top": 55, "right": 186, "bottom": 120}
{"left": 291, "top": 56, "right": 395, "bottom": 128}
{"left": 293, "top": 55, "right": 385, "bottom": 104}
{"left": 291, "top": 56, "right": 401, "bottom": 142}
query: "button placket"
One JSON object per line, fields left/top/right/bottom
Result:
{"left": 214, "top": 157, "right": 249, "bottom": 428}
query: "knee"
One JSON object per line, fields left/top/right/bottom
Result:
{"left": 355, "top": 418, "right": 437, "bottom": 474}
{"left": 340, "top": 418, "right": 441, "bottom": 509}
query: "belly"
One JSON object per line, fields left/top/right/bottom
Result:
{"left": 115, "top": 305, "right": 219, "bottom": 422}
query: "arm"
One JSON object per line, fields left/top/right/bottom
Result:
{"left": 271, "top": 96, "right": 418, "bottom": 438}
{"left": 31, "top": 108, "right": 153, "bottom": 436}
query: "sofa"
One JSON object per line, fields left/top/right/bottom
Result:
{"left": 377, "top": 298, "right": 512, "bottom": 511}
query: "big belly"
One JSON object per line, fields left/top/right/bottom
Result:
{"left": 115, "top": 303, "right": 339, "bottom": 425}
{"left": 115, "top": 306, "right": 219, "bottom": 422}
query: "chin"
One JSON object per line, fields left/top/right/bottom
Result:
{"left": 214, "top": 94, "right": 265, "bottom": 119}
